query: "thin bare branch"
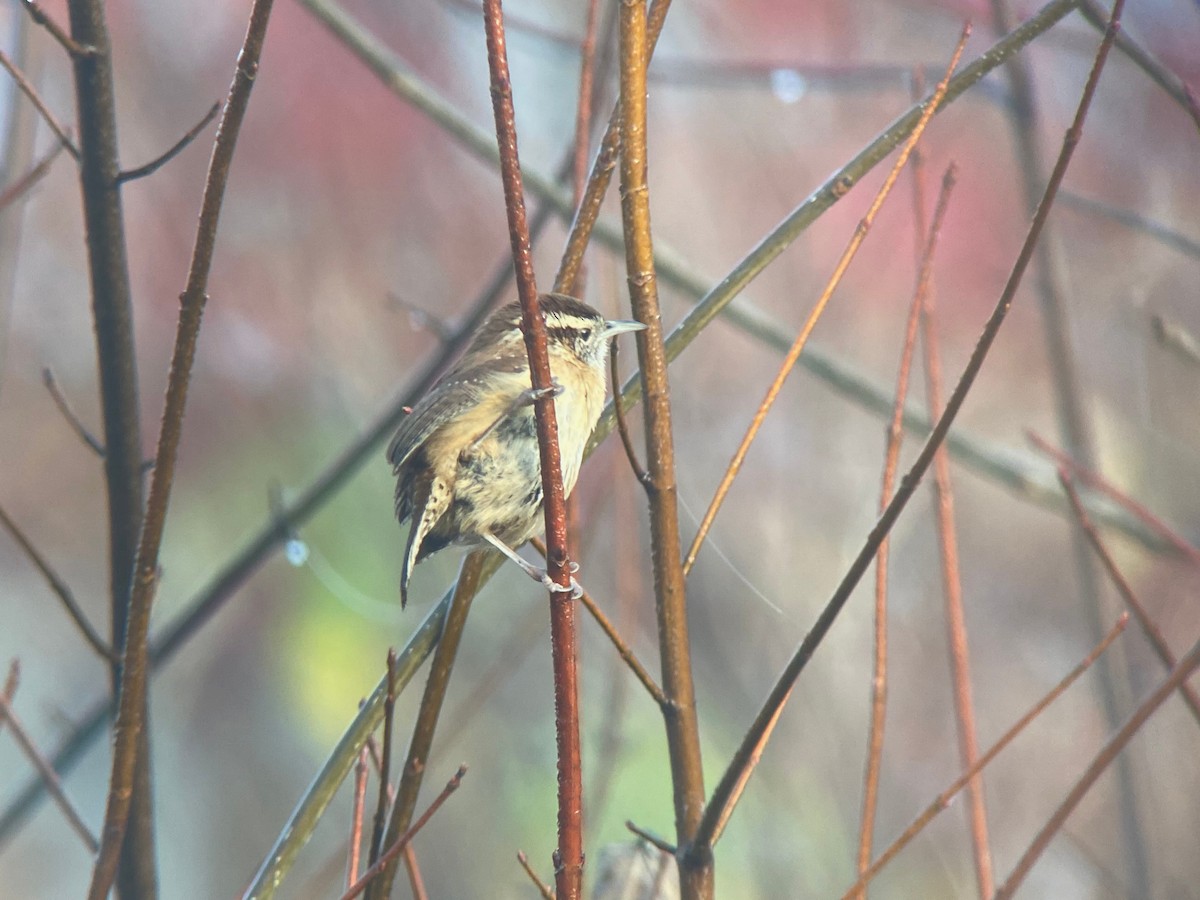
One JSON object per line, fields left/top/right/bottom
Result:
{"left": 692, "top": 1, "right": 1119, "bottom": 856}
{"left": 341, "top": 765, "right": 467, "bottom": 900}
{"left": 517, "top": 851, "right": 556, "bottom": 900}
{"left": 117, "top": 101, "right": 220, "bottom": 183}
{"left": 88, "top": 3, "right": 279, "bottom": 896}
{"left": 0, "top": 502, "right": 116, "bottom": 662}
{"left": 481, "top": 1, "right": 585, "bottom": 895}
{"left": 0, "top": 139, "right": 67, "bottom": 211}
{"left": 1058, "top": 191, "right": 1200, "bottom": 261}
{"left": 616, "top": 1, "right": 706, "bottom": 896}
{"left": 20, "top": 0, "right": 96, "bottom": 56}
{"left": 842, "top": 614, "right": 1129, "bottom": 898}
{"left": 0, "top": 47, "right": 80, "bottom": 159}
{"left": 369, "top": 649, "right": 398, "bottom": 865}
{"left": 347, "top": 747, "right": 369, "bottom": 888}
{"left": 625, "top": 821, "right": 676, "bottom": 856}
{"left": 0, "top": 686, "right": 98, "bottom": 851}
{"left": 609, "top": 339, "right": 648, "bottom": 483}
{"left": 42, "top": 367, "right": 104, "bottom": 457}
{"left": 1058, "top": 473, "right": 1200, "bottom": 728}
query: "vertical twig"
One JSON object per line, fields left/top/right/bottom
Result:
{"left": 616, "top": 2, "right": 707, "bottom": 897}
{"left": 481, "top": 0, "right": 585, "bottom": 895}
{"left": 64, "top": 0, "right": 152, "bottom": 892}
{"left": 855, "top": 154, "right": 958, "bottom": 891}
{"left": 86, "top": 2, "right": 278, "bottom": 897}
{"left": 368, "top": 649, "right": 397, "bottom": 865}
{"left": 917, "top": 163, "right": 992, "bottom": 896}
{"left": 346, "top": 747, "right": 369, "bottom": 888}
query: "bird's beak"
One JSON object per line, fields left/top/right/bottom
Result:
{"left": 601, "top": 319, "right": 647, "bottom": 339}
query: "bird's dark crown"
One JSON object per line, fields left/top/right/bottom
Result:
{"left": 468, "top": 293, "right": 611, "bottom": 363}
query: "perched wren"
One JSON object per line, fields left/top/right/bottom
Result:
{"left": 388, "top": 292, "right": 645, "bottom": 607}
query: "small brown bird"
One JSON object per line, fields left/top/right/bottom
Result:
{"left": 388, "top": 293, "right": 644, "bottom": 607}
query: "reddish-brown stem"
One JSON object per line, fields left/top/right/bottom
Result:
{"left": 341, "top": 766, "right": 467, "bottom": 900}
{"left": 564, "top": 0, "right": 601, "bottom": 299}
{"left": 842, "top": 614, "right": 1129, "bottom": 898}
{"left": 401, "top": 845, "right": 428, "bottom": 900}
{"left": 1058, "top": 473, "right": 1200, "bottom": 727}
{"left": 0, "top": 687, "right": 98, "bottom": 852}
{"left": 0, "top": 502, "right": 116, "bottom": 662}
{"left": 1028, "top": 432, "right": 1200, "bottom": 567}
{"left": 856, "top": 150, "right": 957, "bottom": 889}
{"left": 693, "top": 0, "right": 1115, "bottom": 855}
{"left": 994, "top": 633, "right": 1200, "bottom": 898}
{"left": 482, "top": 1, "right": 583, "bottom": 895}
{"left": 625, "top": 820, "right": 677, "bottom": 855}
{"left": 86, "top": 2, "right": 278, "bottom": 896}
{"left": 918, "top": 163, "right": 993, "bottom": 896}
{"left": 347, "top": 747, "right": 369, "bottom": 888}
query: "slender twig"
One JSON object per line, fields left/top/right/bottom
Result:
{"left": 87, "top": 3, "right": 278, "bottom": 897}
{"left": 117, "top": 101, "right": 220, "bottom": 183}
{"left": 65, "top": 0, "right": 154, "bottom": 890}
{"left": 609, "top": 340, "right": 648, "bottom": 483}
{"left": 0, "top": 502, "right": 116, "bottom": 662}
{"left": 562, "top": 0, "right": 601, "bottom": 299}
{"left": 369, "top": 649, "right": 397, "bottom": 865}
{"left": 42, "top": 367, "right": 105, "bottom": 457}
{"left": 918, "top": 162, "right": 993, "bottom": 896}
{"left": 0, "top": 138, "right": 66, "bottom": 211}
{"left": 341, "top": 765, "right": 467, "bottom": 900}
{"left": 681, "top": 26, "right": 969, "bottom": 577}
{"left": 617, "top": 2, "right": 707, "bottom": 897}
{"left": 20, "top": 0, "right": 95, "bottom": 56}
{"left": 690, "top": 1, "right": 1120, "bottom": 857}
{"left": 1027, "top": 432, "right": 1200, "bottom": 567}
{"left": 856, "top": 147, "right": 956, "bottom": 890}
{"left": 1, "top": 661, "right": 17, "bottom": 714}
{"left": 0, "top": 688, "right": 98, "bottom": 851}
{"left": 482, "top": 1, "right": 584, "bottom": 895}
{"left": 0, "top": 47, "right": 80, "bottom": 159}
{"left": 625, "top": 821, "right": 676, "bottom": 856}
{"left": 402, "top": 844, "right": 428, "bottom": 900}
{"left": 347, "top": 746, "right": 369, "bottom": 888}
{"left": 517, "top": 851, "right": 556, "bottom": 900}
{"left": 841, "top": 614, "right": 1129, "bottom": 898}
{"left": 995, "top": 632, "right": 1200, "bottom": 898}
{"left": 365, "top": 552, "right": 487, "bottom": 900}
{"left": 1058, "top": 473, "right": 1200, "bottom": 727}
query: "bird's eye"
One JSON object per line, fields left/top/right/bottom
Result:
{"left": 579, "top": 329, "right": 592, "bottom": 341}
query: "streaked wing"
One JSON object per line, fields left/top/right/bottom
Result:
{"left": 387, "top": 375, "right": 483, "bottom": 470}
